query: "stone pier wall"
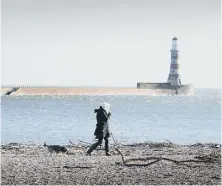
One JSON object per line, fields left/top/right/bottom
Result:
{"left": 1, "top": 85, "right": 194, "bottom": 96}
{"left": 137, "top": 83, "right": 194, "bottom": 95}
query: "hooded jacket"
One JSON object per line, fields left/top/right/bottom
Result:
{"left": 94, "top": 103, "right": 111, "bottom": 139}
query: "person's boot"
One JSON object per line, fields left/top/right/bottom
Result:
{"left": 86, "top": 147, "right": 93, "bottom": 156}
{"left": 105, "top": 152, "right": 111, "bottom": 156}
{"left": 86, "top": 141, "right": 100, "bottom": 156}
{"left": 86, "top": 150, "right": 92, "bottom": 156}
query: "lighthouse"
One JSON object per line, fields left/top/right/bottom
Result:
{"left": 167, "top": 37, "right": 181, "bottom": 85}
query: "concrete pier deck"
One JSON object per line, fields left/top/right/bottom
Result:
{"left": 1, "top": 86, "right": 194, "bottom": 96}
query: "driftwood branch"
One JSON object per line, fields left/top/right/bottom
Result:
{"left": 69, "top": 139, "right": 92, "bottom": 148}
{"left": 115, "top": 146, "right": 126, "bottom": 163}
{"left": 114, "top": 147, "right": 217, "bottom": 168}
{"left": 76, "top": 140, "right": 92, "bottom": 146}
{"left": 53, "top": 166, "right": 93, "bottom": 169}
{"left": 69, "top": 139, "right": 76, "bottom": 146}
{"left": 69, "top": 139, "right": 85, "bottom": 149}
{"left": 164, "top": 139, "right": 173, "bottom": 144}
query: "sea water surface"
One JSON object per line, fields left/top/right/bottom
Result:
{"left": 1, "top": 89, "right": 221, "bottom": 145}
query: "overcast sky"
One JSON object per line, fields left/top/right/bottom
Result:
{"left": 1, "top": 0, "right": 221, "bottom": 88}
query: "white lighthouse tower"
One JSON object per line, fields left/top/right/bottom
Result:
{"left": 167, "top": 37, "right": 181, "bottom": 85}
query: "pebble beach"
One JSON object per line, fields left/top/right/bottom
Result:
{"left": 1, "top": 142, "right": 221, "bottom": 185}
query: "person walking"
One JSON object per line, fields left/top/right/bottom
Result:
{"left": 87, "top": 102, "right": 111, "bottom": 156}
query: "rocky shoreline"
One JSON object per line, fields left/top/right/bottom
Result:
{"left": 1, "top": 142, "right": 221, "bottom": 185}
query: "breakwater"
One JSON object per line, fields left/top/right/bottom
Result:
{"left": 137, "top": 83, "right": 194, "bottom": 95}
{"left": 1, "top": 86, "right": 194, "bottom": 96}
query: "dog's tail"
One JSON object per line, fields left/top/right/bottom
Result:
{"left": 44, "top": 142, "right": 47, "bottom": 147}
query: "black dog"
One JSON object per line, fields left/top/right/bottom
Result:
{"left": 44, "top": 142, "right": 68, "bottom": 154}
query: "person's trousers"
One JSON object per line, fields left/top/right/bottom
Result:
{"left": 87, "top": 136, "right": 109, "bottom": 153}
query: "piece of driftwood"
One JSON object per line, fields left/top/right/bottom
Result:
{"left": 53, "top": 166, "right": 93, "bottom": 169}
{"left": 69, "top": 139, "right": 104, "bottom": 151}
{"left": 114, "top": 147, "right": 218, "bottom": 168}
{"left": 164, "top": 139, "right": 173, "bottom": 144}
{"left": 149, "top": 142, "right": 174, "bottom": 148}
{"left": 194, "top": 151, "right": 221, "bottom": 163}
{"left": 76, "top": 140, "right": 92, "bottom": 146}
{"left": 69, "top": 139, "right": 85, "bottom": 148}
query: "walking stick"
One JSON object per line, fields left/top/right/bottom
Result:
{"left": 110, "top": 132, "right": 118, "bottom": 146}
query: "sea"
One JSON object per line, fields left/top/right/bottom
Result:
{"left": 1, "top": 89, "right": 221, "bottom": 145}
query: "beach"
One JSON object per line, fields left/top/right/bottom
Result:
{"left": 1, "top": 142, "right": 221, "bottom": 185}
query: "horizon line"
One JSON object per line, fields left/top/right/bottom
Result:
{"left": 0, "top": 85, "right": 220, "bottom": 90}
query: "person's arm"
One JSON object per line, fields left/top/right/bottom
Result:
{"left": 107, "top": 112, "right": 111, "bottom": 119}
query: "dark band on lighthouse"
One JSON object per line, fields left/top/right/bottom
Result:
{"left": 167, "top": 37, "right": 181, "bottom": 85}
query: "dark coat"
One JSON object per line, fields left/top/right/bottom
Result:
{"left": 94, "top": 106, "right": 111, "bottom": 139}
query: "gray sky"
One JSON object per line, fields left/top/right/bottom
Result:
{"left": 1, "top": 0, "right": 221, "bottom": 88}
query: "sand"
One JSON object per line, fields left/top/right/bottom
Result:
{"left": 1, "top": 142, "right": 221, "bottom": 185}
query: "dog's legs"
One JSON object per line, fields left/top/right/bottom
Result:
{"left": 49, "top": 151, "right": 54, "bottom": 157}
